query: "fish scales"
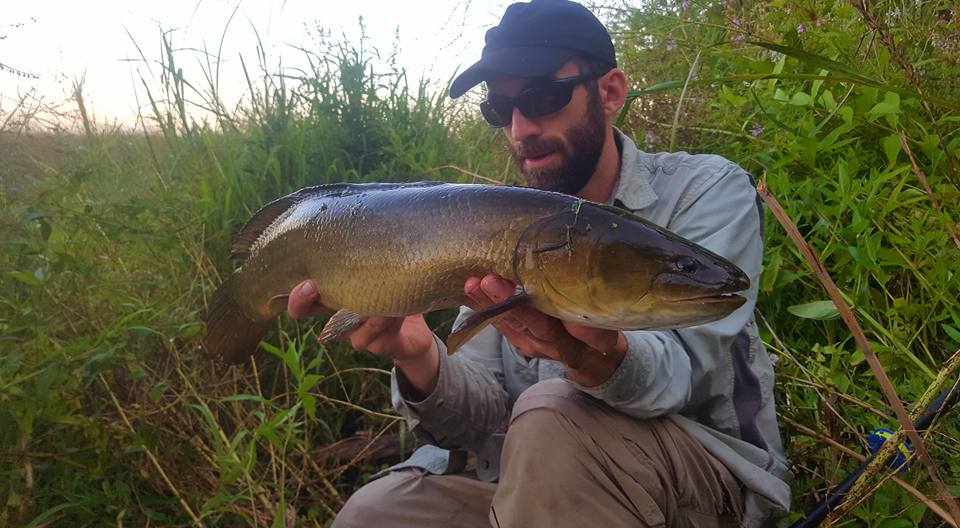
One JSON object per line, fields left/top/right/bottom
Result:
{"left": 206, "top": 182, "right": 750, "bottom": 364}
{"left": 249, "top": 184, "right": 563, "bottom": 316}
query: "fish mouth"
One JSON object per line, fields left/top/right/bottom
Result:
{"left": 670, "top": 292, "right": 747, "bottom": 306}
{"left": 650, "top": 272, "right": 749, "bottom": 306}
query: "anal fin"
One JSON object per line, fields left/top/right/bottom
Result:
{"left": 446, "top": 294, "right": 529, "bottom": 354}
{"left": 318, "top": 309, "right": 366, "bottom": 343}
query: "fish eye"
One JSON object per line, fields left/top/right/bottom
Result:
{"left": 674, "top": 256, "right": 698, "bottom": 273}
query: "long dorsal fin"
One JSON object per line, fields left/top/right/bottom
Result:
{"left": 231, "top": 194, "right": 301, "bottom": 260}
{"left": 231, "top": 181, "right": 447, "bottom": 260}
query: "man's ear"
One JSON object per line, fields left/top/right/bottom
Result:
{"left": 598, "top": 68, "right": 628, "bottom": 120}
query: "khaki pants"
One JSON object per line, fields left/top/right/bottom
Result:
{"left": 333, "top": 379, "right": 743, "bottom": 528}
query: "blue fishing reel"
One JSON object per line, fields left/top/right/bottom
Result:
{"left": 865, "top": 427, "right": 912, "bottom": 472}
{"left": 792, "top": 383, "right": 959, "bottom": 527}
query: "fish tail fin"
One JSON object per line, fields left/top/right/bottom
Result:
{"left": 205, "top": 276, "right": 269, "bottom": 364}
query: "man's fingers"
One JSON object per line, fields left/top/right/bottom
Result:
{"left": 484, "top": 299, "right": 554, "bottom": 341}
{"left": 464, "top": 276, "right": 489, "bottom": 309}
{"left": 467, "top": 272, "right": 571, "bottom": 360}
{"left": 562, "top": 321, "right": 623, "bottom": 354}
{"left": 288, "top": 280, "right": 321, "bottom": 319}
{"left": 493, "top": 322, "right": 541, "bottom": 356}
{"left": 464, "top": 273, "right": 521, "bottom": 309}
{"left": 464, "top": 276, "right": 482, "bottom": 297}
{"left": 479, "top": 274, "right": 516, "bottom": 302}
{"left": 466, "top": 273, "right": 596, "bottom": 367}
{"left": 349, "top": 316, "right": 402, "bottom": 350}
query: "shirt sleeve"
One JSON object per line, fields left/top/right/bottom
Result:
{"left": 573, "top": 160, "right": 763, "bottom": 418}
{"left": 390, "top": 309, "right": 511, "bottom": 450}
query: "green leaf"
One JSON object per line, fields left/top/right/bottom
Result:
{"left": 819, "top": 89, "right": 837, "bottom": 111}
{"left": 303, "top": 394, "right": 317, "bottom": 421}
{"left": 877, "top": 519, "right": 914, "bottom": 528}
{"left": 229, "top": 430, "right": 249, "bottom": 450}
{"left": 838, "top": 106, "right": 854, "bottom": 125}
{"left": 831, "top": 370, "right": 850, "bottom": 392}
{"left": 868, "top": 92, "right": 900, "bottom": 121}
{"left": 945, "top": 324, "right": 960, "bottom": 345}
{"left": 147, "top": 382, "right": 167, "bottom": 403}
{"left": 300, "top": 374, "right": 321, "bottom": 393}
{"left": 760, "top": 250, "right": 782, "bottom": 292}
{"left": 882, "top": 134, "right": 902, "bottom": 165}
{"left": 7, "top": 270, "right": 43, "bottom": 286}
{"left": 789, "top": 92, "right": 812, "bottom": 106}
{"left": 25, "top": 502, "right": 80, "bottom": 528}
{"left": 747, "top": 40, "right": 872, "bottom": 81}
{"left": 220, "top": 394, "right": 265, "bottom": 403}
{"left": 787, "top": 300, "right": 840, "bottom": 320}
{"left": 849, "top": 349, "right": 865, "bottom": 366}
{"left": 272, "top": 503, "right": 288, "bottom": 528}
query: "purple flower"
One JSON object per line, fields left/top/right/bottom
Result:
{"left": 682, "top": 0, "right": 690, "bottom": 9}
{"left": 797, "top": 23, "right": 806, "bottom": 33}
{"left": 734, "top": 33, "right": 746, "bottom": 41}
{"left": 785, "top": 6, "right": 793, "bottom": 14}
{"left": 666, "top": 39, "right": 677, "bottom": 51}
{"left": 750, "top": 123, "right": 764, "bottom": 137}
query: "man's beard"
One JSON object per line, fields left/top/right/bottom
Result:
{"left": 509, "top": 87, "right": 606, "bottom": 195}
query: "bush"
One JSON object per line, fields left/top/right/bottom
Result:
{"left": 613, "top": 0, "right": 960, "bottom": 524}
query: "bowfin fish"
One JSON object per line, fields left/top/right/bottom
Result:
{"left": 205, "top": 182, "right": 749, "bottom": 364}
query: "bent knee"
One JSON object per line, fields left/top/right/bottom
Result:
{"left": 508, "top": 380, "right": 661, "bottom": 447}
{"left": 332, "top": 470, "right": 421, "bottom": 528}
{"left": 510, "top": 378, "right": 594, "bottom": 423}
{"left": 506, "top": 380, "right": 597, "bottom": 451}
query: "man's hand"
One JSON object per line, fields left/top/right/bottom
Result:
{"left": 464, "top": 274, "right": 628, "bottom": 387}
{"left": 287, "top": 280, "right": 336, "bottom": 318}
{"left": 288, "top": 280, "right": 440, "bottom": 398}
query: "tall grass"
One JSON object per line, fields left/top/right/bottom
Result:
{"left": 0, "top": 30, "right": 509, "bottom": 526}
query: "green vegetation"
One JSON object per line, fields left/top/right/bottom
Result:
{"left": 616, "top": 1, "right": 960, "bottom": 524}
{"left": 1, "top": 31, "right": 511, "bottom": 526}
{"left": 2, "top": 1, "right": 958, "bottom": 526}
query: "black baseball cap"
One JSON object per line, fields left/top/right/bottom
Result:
{"left": 449, "top": 0, "right": 617, "bottom": 98}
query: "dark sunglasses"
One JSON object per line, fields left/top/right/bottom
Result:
{"left": 480, "top": 71, "right": 604, "bottom": 128}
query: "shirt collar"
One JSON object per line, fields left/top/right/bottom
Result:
{"left": 611, "top": 128, "right": 658, "bottom": 211}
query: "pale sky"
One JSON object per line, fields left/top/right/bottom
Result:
{"left": 1, "top": 0, "right": 531, "bottom": 127}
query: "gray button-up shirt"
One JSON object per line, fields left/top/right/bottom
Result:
{"left": 389, "top": 131, "right": 791, "bottom": 526}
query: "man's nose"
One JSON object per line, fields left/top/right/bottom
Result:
{"left": 508, "top": 107, "right": 541, "bottom": 142}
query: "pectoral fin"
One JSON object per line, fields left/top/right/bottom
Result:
{"left": 446, "top": 293, "right": 530, "bottom": 355}
{"left": 318, "top": 309, "right": 366, "bottom": 343}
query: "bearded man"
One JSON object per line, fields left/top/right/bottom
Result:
{"left": 289, "top": 1, "right": 791, "bottom": 526}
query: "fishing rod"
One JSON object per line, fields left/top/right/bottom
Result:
{"left": 791, "top": 381, "right": 960, "bottom": 528}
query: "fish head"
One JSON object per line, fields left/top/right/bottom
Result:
{"left": 515, "top": 202, "right": 749, "bottom": 329}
